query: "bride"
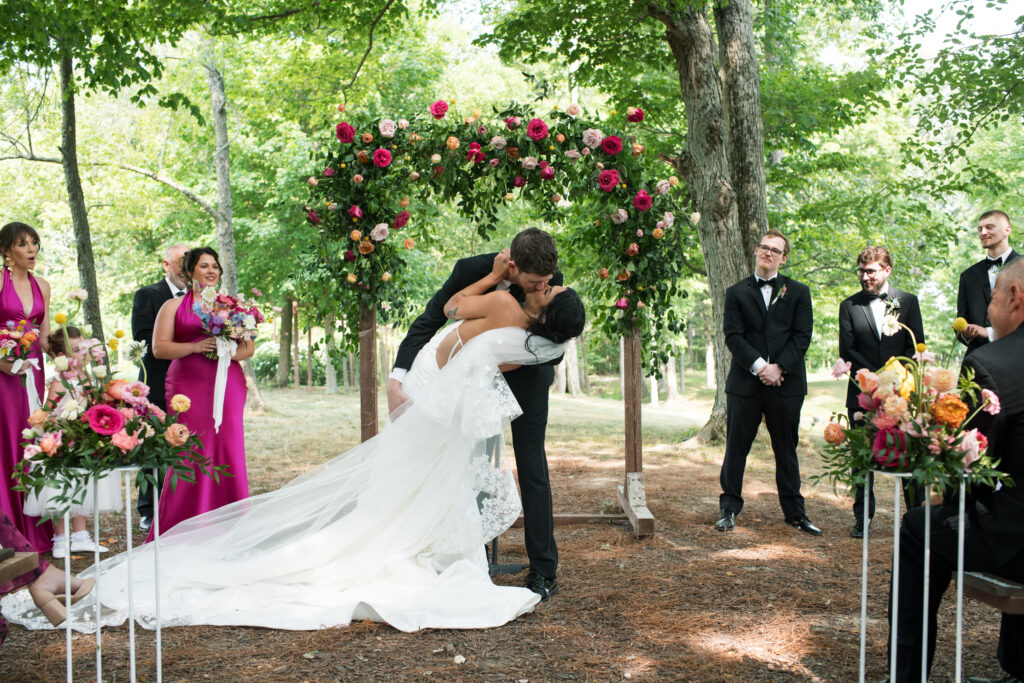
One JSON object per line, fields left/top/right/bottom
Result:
{"left": 2, "top": 260, "right": 585, "bottom": 633}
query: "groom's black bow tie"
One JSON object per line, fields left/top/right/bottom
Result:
{"left": 986, "top": 257, "right": 1003, "bottom": 268}
{"left": 868, "top": 291, "right": 888, "bottom": 301}
{"left": 756, "top": 277, "right": 776, "bottom": 287}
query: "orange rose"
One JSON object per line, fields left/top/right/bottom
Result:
{"left": 403, "top": 238, "right": 415, "bottom": 250}
{"left": 361, "top": 132, "right": 373, "bottom": 143}
{"left": 163, "top": 423, "right": 190, "bottom": 447}
{"left": 399, "top": 197, "right": 410, "bottom": 208}
{"left": 356, "top": 150, "right": 370, "bottom": 164}
{"left": 104, "top": 379, "right": 129, "bottom": 402}
{"left": 27, "top": 409, "right": 50, "bottom": 429}
{"left": 446, "top": 136, "right": 460, "bottom": 150}
{"left": 855, "top": 369, "right": 879, "bottom": 395}
{"left": 652, "top": 227, "right": 664, "bottom": 239}
{"left": 350, "top": 230, "right": 362, "bottom": 241}
{"left": 358, "top": 240, "right": 375, "bottom": 255}
{"left": 930, "top": 394, "right": 969, "bottom": 429}
{"left": 556, "top": 133, "right": 565, "bottom": 143}
{"left": 823, "top": 423, "right": 846, "bottom": 445}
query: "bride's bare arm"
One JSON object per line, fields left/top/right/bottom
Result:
{"left": 442, "top": 250, "right": 511, "bottom": 319}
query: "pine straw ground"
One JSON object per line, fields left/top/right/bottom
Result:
{"left": 0, "top": 382, "right": 1007, "bottom": 682}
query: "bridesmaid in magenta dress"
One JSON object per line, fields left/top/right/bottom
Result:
{"left": 0, "top": 222, "right": 53, "bottom": 552}
{"left": 147, "top": 247, "right": 252, "bottom": 540}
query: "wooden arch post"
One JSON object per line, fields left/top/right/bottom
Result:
{"left": 617, "top": 325, "right": 655, "bottom": 536}
{"left": 359, "top": 304, "right": 378, "bottom": 442}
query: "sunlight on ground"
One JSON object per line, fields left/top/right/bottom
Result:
{"left": 685, "top": 615, "right": 824, "bottom": 681}
{"left": 711, "top": 543, "right": 827, "bottom": 566}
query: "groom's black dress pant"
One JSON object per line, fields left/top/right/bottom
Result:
{"left": 504, "top": 363, "right": 558, "bottom": 579}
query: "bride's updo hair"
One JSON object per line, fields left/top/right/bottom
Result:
{"left": 527, "top": 287, "right": 585, "bottom": 345}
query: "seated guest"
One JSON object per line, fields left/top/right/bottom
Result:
{"left": 887, "top": 257, "right": 1024, "bottom": 682}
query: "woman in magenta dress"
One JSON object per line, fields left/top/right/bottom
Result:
{"left": 0, "top": 222, "right": 53, "bottom": 552}
{"left": 147, "top": 247, "right": 253, "bottom": 539}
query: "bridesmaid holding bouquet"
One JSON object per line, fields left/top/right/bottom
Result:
{"left": 147, "top": 247, "right": 254, "bottom": 539}
{"left": 0, "top": 222, "right": 53, "bottom": 552}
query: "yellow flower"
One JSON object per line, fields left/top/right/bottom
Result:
{"left": 952, "top": 317, "right": 968, "bottom": 333}
{"left": 504, "top": 192, "right": 514, "bottom": 201}
{"left": 471, "top": 108, "right": 482, "bottom": 119}
{"left": 549, "top": 145, "right": 555, "bottom": 151}
{"left": 53, "top": 313, "right": 67, "bottom": 325}
{"left": 114, "top": 329, "right": 125, "bottom": 339}
{"left": 916, "top": 342, "right": 927, "bottom": 353}
{"left": 170, "top": 394, "right": 191, "bottom": 413}
{"left": 107, "top": 338, "right": 119, "bottom": 351}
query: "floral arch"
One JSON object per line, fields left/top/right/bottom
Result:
{"left": 305, "top": 99, "right": 691, "bottom": 536}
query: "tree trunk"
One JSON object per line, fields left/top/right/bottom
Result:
{"left": 324, "top": 311, "right": 338, "bottom": 394}
{"left": 359, "top": 305, "right": 377, "bottom": 441}
{"left": 292, "top": 301, "right": 300, "bottom": 389}
{"left": 565, "top": 338, "right": 581, "bottom": 396}
{"left": 578, "top": 333, "right": 590, "bottom": 394}
{"left": 58, "top": 55, "right": 104, "bottom": 340}
{"left": 275, "top": 296, "right": 292, "bottom": 387}
{"left": 306, "top": 321, "right": 313, "bottom": 389}
{"left": 714, "top": 0, "right": 769, "bottom": 263}
{"left": 554, "top": 356, "right": 567, "bottom": 394}
{"left": 649, "top": 4, "right": 751, "bottom": 442}
{"left": 666, "top": 354, "right": 680, "bottom": 402}
{"left": 619, "top": 336, "right": 625, "bottom": 399}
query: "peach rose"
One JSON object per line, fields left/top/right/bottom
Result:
{"left": 883, "top": 395, "right": 909, "bottom": 420}
{"left": 358, "top": 240, "right": 375, "bottom": 255}
{"left": 930, "top": 394, "right": 969, "bottom": 429}
{"left": 163, "top": 423, "right": 190, "bottom": 447}
{"left": 103, "top": 379, "right": 129, "bottom": 402}
{"left": 930, "top": 367, "right": 957, "bottom": 393}
{"left": 855, "top": 369, "right": 879, "bottom": 394}
{"left": 823, "top": 422, "right": 846, "bottom": 445}
{"left": 27, "top": 409, "right": 50, "bottom": 429}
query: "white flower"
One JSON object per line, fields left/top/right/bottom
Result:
{"left": 563, "top": 149, "right": 582, "bottom": 163}
{"left": 655, "top": 179, "right": 671, "bottom": 195}
{"left": 92, "top": 365, "right": 108, "bottom": 380}
{"left": 69, "top": 288, "right": 88, "bottom": 301}
{"left": 689, "top": 212, "right": 701, "bottom": 225}
{"left": 663, "top": 211, "right": 675, "bottom": 227}
{"left": 522, "top": 156, "right": 538, "bottom": 170}
{"left": 490, "top": 135, "right": 507, "bottom": 150}
{"left": 244, "top": 314, "right": 257, "bottom": 330}
{"left": 378, "top": 118, "right": 397, "bottom": 138}
{"left": 126, "top": 339, "right": 148, "bottom": 363}
{"left": 201, "top": 287, "right": 218, "bottom": 304}
{"left": 21, "top": 428, "right": 35, "bottom": 440}
{"left": 57, "top": 394, "right": 88, "bottom": 420}
{"left": 380, "top": 301, "right": 392, "bottom": 311}
{"left": 53, "top": 356, "right": 71, "bottom": 372}
{"left": 880, "top": 315, "right": 901, "bottom": 337}
{"left": 370, "top": 223, "right": 390, "bottom": 242}
{"left": 397, "top": 118, "right": 409, "bottom": 129}
{"left": 610, "top": 208, "right": 629, "bottom": 224}
{"left": 430, "top": 153, "right": 442, "bottom": 164}
{"left": 582, "top": 128, "right": 604, "bottom": 148}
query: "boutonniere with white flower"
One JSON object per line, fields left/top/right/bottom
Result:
{"left": 770, "top": 283, "right": 788, "bottom": 307}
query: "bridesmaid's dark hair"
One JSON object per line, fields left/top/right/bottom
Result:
{"left": 527, "top": 287, "right": 586, "bottom": 347}
{"left": 0, "top": 222, "right": 41, "bottom": 261}
{"left": 47, "top": 326, "right": 83, "bottom": 357}
{"left": 182, "top": 247, "right": 222, "bottom": 287}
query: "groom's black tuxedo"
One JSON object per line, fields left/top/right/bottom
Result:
{"left": 393, "top": 253, "right": 563, "bottom": 578}
{"left": 719, "top": 274, "right": 812, "bottom": 519}
{"left": 957, "top": 249, "right": 1019, "bottom": 355}
{"left": 838, "top": 286, "right": 925, "bottom": 520}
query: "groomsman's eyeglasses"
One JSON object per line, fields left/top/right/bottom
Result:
{"left": 857, "top": 267, "right": 883, "bottom": 276}
{"left": 755, "top": 244, "right": 785, "bottom": 256}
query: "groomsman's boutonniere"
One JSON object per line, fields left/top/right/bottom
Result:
{"left": 885, "top": 297, "right": 901, "bottom": 316}
{"left": 770, "top": 283, "right": 788, "bottom": 307}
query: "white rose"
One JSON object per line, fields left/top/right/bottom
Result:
{"left": 201, "top": 287, "right": 218, "bottom": 304}
{"left": 53, "top": 356, "right": 71, "bottom": 372}
{"left": 582, "top": 128, "right": 604, "bottom": 148}
{"left": 244, "top": 314, "right": 257, "bottom": 329}
{"left": 430, "top": 153, "right": 442, "bottom": 164}
{"left": 655, "top": 179, "right": 671, "bottom": 195}
{"left": 522, "top": 156, "right": 538, "bottom": 170}
{"left": 689, "top": 212, "right": 701, "bottom": 225}
{"left": 663, "top": 211, "right": 676, "bottom": 227}
{"left": 378, "top": 118, "right": 397, "bottom": 138}
{"left": 610, "top": 208, "right": 629, "bottom": 224}
{"left": 489, "top": 136, "right": 507, "bottom": 150}
{"left": 92, "top": 365, "right": 108, "bottom": 380}
{"left": 370, "top": 223, "right": 390, "bottom": 242}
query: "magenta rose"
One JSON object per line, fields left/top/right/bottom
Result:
{"left": 601, "top": 135, "right": 623, "bottom": 156}
{"left": 344, "top": 249, "right": 356, "bottom": 262}
{"left": 307, "top": 210, "right": 321, "bottom": 225}
{"left": 372, "top": 148, "right": 392, "bottom": 167}
{"left": 429, "top": 100, "right": 448, "bottom": 119}
{"left": 872, "top": 428, "right": 908, "bottom": 469}
{"left": 393, "top": 210, "right": 410, "bottom": 229}
{"left": 323, "top": 167, "right": 337, "bottom": 177}
{"left": 348, "top": 205, "right": 363, "bottom": 219}
{"left": 335, "top": 122, "right": 355, "bottom": 143}
{"left": 504, "top": 116, "right": 521, "bottom": 130}
{"left": 615, "top": 298, "right": 628, "bottom": 309}
{"left": 526, "top": 118, "right": 549, "bottom": 141}
{"left": 84, "top": 404, "right": 126, "bottom": 437}
{"left": 633, "top": 189, "right": 653, "bottom": 212}
{"left": 540, "top": 165, "right": 555, "bottom": 180}
{"left": 513, "top": 176, "right": 525, "bottom": 188}
{"left": 466, "top": 142, "right": 485, "bottom": 164}
{"left": 598, "top": 169, "right": 620, "bottom": 192}
{"left": 627, "top": 107, "right": 645, "bottom": 122}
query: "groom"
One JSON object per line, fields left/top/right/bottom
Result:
{"left": 387, "top": 227, "right": 563, "bottom": 601}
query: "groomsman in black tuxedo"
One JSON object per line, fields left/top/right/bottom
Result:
{"left": 130, "top": 244, "right": 188, "bottom": 531}
{"left": 838, "top": 246, "right": 925, "bottom": 538}
{"left": 387, "top": 228, "right": 564, "bottom": 601}
{"left": 957, "top": 209, "right": 1018, "bottom": 356}
{"left": 715, "top": 229, "right": 821, "bottom": 535}
{"left": 888, "top": 256, "right": 1024, "bottom": 682}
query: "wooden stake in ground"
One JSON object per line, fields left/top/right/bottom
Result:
{"left": 618, "top": 326, "right": 655, "bottom": 537}
{"left": 359, "top": 305, "right": 377, "bottom": 442}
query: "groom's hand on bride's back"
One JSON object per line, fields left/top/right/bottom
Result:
{"left": 387, "top": 379, "right": 409, "bottom": 414}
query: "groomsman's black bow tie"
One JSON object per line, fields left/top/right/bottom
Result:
{"left": 986, "top": 257, "right": 1003, "bottom": 268}
{"left": 757, "top": 277, "right": 776, "bottom": 287}
{"left": 175, "top": 291, "right": 185, "bottom": 297}
{"left": 868, "top": 291, "right": 888, "bottom": 301}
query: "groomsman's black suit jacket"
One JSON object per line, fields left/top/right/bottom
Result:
{"left": 131, "top": 279, "right": 174, "bottom": 410}
{"left": 838, "top": 286, "right": 924, "bottom": 416}
{"left": 957, "top": 249, "right": 1019, "bottom": 355}
{"left": 723, "top": 274, "right": 813, "bottom": 399}
{"left": 961, "top": 323, "right": 1024, "bottom": 566}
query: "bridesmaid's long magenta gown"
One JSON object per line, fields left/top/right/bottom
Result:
{"left": 147, "top": 290, "right": 249, "bottom": 539}
{"left": 0, "top": 268, "right": 52, "bottom": 552}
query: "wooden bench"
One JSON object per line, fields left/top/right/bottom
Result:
{"left": 962, "top": 571, "right": 1024, "bottom": 614}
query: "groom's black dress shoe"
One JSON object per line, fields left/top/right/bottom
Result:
{"left": 785, "top": 516, "right": 823, "bottom": 536}
{"left": 965, "top": 675, "right": 1023, "bottom": 682}
{"left": 850, "top": 518, "right": 867, "bottom": 538}
{"left": 525, "top": 571, "right": 559, "bottom": 602}
{"left": 715, "top": 509, "right": 736, "bottom": 532}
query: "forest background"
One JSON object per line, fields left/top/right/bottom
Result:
{"left": 1, "top": 0, "right": 1021, "bottom": 424}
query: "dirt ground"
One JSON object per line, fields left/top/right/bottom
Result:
{"left": 0, "top": 389, "right": 1008, "bottom": 682}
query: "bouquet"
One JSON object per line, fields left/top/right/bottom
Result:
{"left": 192, "top": 286, "right": 264, "bottom": 359}
{"left": 820, "top": 316, "right": 1009, "bottom": 495}
{"left": 1, "top": 318, "right": 39, "bottom": 379}
{"left": 14, "top": 323, "right": 227, "bottom": 516}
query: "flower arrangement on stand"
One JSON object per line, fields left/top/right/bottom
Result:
{"left": 820, "top": 316, "right": 1010, "bottom": 494}
{"left": 14, "top": 305, "right": 225, "bottom": 516}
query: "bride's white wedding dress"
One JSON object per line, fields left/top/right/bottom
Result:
{"left": 2, "top": 324, "right": 565, "bottom": 632}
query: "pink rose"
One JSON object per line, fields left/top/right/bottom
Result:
{"left": 372, "top": 148, "right": 392, "bottom": 167}
{"left": 982, "top": 388, "right": 1001, "bottom": 415}
{"left": 522, "top": 156, "right": 538, "bottom": 171}
{"left": 112, "top": 428, "right": 140, "bottom": 453}
{"left": 429, "top": 100, "right": 449, "bottom": 119}
{"left": 857, "top": 392, "right": 876, "bottom": 412}
{"left": 610, "top": 208, "right": 628, "bottom": 224}
{"left": 348, "top": 205, "right": 363, "bottom": 219}
{"left": 370, "top": 224, "right": 390, "bottom": 242}
{"left": 632, "top": 190, "right": 653, "bottom": 212}
{"left": 378, "top": 118, "right": 397, "bottom": 138}
{"left": 615, "top": 298, "right": 628, "bottom": 309}
{"left": 540, "top": 165, "right": 555, "bottom": 180}
{"left": 84, "top": 404, "right": 126, "bottom": 436}
{"left": 323, "top": 167, "right": 336, "bottom": 177}
{"left": 872, "top": 427, "right": 907, "bottom": 468}
{"left": 526, "top": 118, "right": 549, "bottom": 141}
{"left": 489, "top": 158, "right": 500, "bottom": 168}
{"left": 490, "top": 136, "right": 507, "bottom": 150}
{"left": 627, "top": 107, "right": 645, "bottom": 122}
{"left": 582, "top": 128, "right": 603, "bottom": 148}
{"left": 344, "top": 249, "right": 356, "bottom": 262}
{"left": 504, "top": 116, "right": 521, "bottom": 130}
{"left": 393, "top": 211, "right": 410, "bottom": 229}
{"left": 307, "top": 210, "right": 321, "bottom": 225}
{"left": 566, "top": 103, "right": 581, "bottom": 117}
{"left": 335, "top": 121, "right": 355, "bottom": 143}
{"left": 831, "top": 358, "right": 852, "bottom": 379}
{"left": 513, "top": 176, "right": 525, "bottom": 188}
{"left": 598, "top": 169, "right": 620, "bottom": 192}
{"left": 655, "top": 179, "right": 671, "bottom": 195}
{"left": 564, "top": 149, "right": 582, "bottom": 163}
{"left": 601, "top": 135, "right": 623, "bottom": 156}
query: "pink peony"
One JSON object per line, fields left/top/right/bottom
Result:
{"left": 112, "top": 428, "right": 141, "bottom": 453}
{"left": 982, "top": 388, "right": 1001, "bottom": 415}
{"left": 526, "top": 118, "right": 549, "bottom": 141}
{"left": 601, "top": 135, "right": 623, "bottom": 156}
{"left": 335, "top": 122, "right": 355, "bottom": 143}
{"left": 598, "top": 169, "right": 620, "bottom": 192}
{"left": 429, "top": 100, "right": 448, "bottom": 119}
{"left": 872, "top": 427, "right": 907, "bottom": 468}
{"left": 831, "top": 357, "right": 852, "bottom": 379}
{"left": 633, "top": 190, "right": 652, "bottom": 212}
{"left": 84, "top": 404, "right": 126, "bottom": 436}
{"left": 372, "top": 148, "right": 392, "bottom": 167}
{"left": 504, "top": 116, "right": 521, "bottom": 130}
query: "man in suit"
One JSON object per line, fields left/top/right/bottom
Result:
{"left": 888, "top": 256, "right": 1024, "bottom": 683}
{"left": 838, "top": 246, "right": 925, "bottom": 538}
{"left": 957, "top": 209, "right": 1018, "bottom": 356}
{"left": 715, "top": 229, "right": 821, "bottom": 535}
{"left": 130, "top": 243, "right": 188, "bottom": 531}
{"left": 387, "top": 227, "right": 564, "bottom": 601}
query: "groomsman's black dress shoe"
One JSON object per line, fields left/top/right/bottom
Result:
{"left": 785, "top": 516, "right": 823, "bottom": 536}
{"left": 715, "top": 509, "right": 736, "bottom": 532}
{"left": 965, "top": 675, "right": 1023, "bottom": 682}
{"left": 525, "top": 571, "right": 559, "bottom": 602}
{"left": 139, "top": 516, "right": 152, "bottom": 532}
{"left": 850, "top": 518, "right": 867, "bottom": 538}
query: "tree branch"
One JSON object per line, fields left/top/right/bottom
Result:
{"left": 340, "top": 0, "right": 398, "bottom": 100}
